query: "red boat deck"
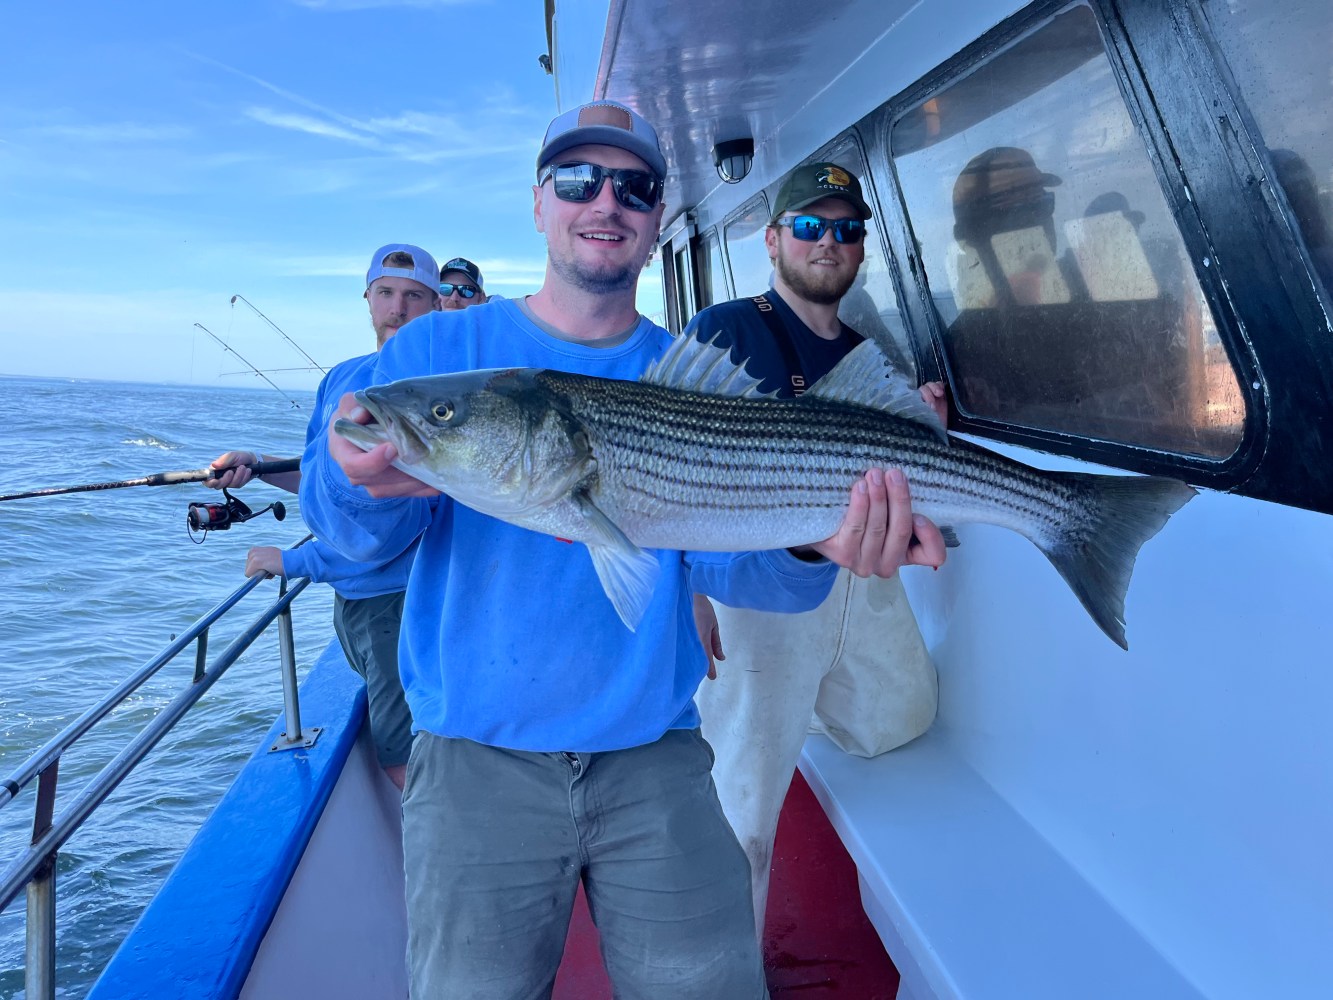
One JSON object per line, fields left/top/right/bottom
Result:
{"left": 553, "top": 768, "right": 900, "bottom": 998}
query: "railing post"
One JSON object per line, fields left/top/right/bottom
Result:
{"left": 269, "top": 576, "right": 320, "bottom": 752}
{"left": 193, "top": 627, "right": 208, "bottom": 684}
{"left": 26, "top": 760, "right": 59, "bottom": 1000}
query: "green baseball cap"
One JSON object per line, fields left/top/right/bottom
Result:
{"left": 770, "top": 162, "right": 873, "bottom": 221}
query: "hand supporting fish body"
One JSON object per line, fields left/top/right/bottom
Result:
{"left": 335, "top": 336, "right": 1195, "bottom": 648}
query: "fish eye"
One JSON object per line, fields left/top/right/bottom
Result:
{"left": 431, "top": 401, "right": 455, "bottom": 422}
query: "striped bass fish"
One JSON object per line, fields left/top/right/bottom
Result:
{"left": 335, "top": 336, "right": 1196, "bottom": 648}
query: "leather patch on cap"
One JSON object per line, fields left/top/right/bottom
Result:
{"left": 578, "top": 104, "right": 633, "bottom": 131}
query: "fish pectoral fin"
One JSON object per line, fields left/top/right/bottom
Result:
{"left": 574, "top": 492, "right": 659, "bottom": 631}
{"left": 588, "top": 544, "right": 660, "bottom": 632}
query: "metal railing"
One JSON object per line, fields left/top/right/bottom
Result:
{"left": 0, "top": 558, "right": 317, "bottom": 1000}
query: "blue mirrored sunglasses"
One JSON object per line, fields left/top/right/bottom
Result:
{"left": 439, "top": 283, "right": 479, "bottom": 299}
{"left": 538, "top": 161, "right": 663, "bottom": 212}
{"left": 775, "top": 214, "right": 867, "bottom": 244}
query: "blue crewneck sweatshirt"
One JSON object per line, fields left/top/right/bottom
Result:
{"left": 281, "top": 352, "right": 416, "bottom": 598}
{"left": 300, "top": 299, "right": 837, "bottom": 752}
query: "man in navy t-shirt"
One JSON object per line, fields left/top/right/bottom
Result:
{"left": 685, "top": 162, "right": 947, "bottom": 937}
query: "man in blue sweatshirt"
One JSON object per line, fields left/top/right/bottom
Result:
{"left": 300, "top": 102, "right": 948, "bottom": 998}
{"left": 208, "top": 243, "right": 445, "bottom": 790}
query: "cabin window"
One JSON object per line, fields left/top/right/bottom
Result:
{"left": 696, "top": 230, "right": 729, "bottom": 306}
{"left": 722, "top": 195, "right": 772, "bottom": 299}
{"left": 638, "top": 255, "right": 668, "bottom": 331}
{"left": 673, "top": 244, "right": 696, "bottom": 325}
{"left": 889, "top": 2, "right": 1246, "bottom": 458}
{"left": 1198, "top": 0, "right": 1333, "bottom": 301}
{"left": 691, "top": 238, "right": 713, "bottom": 309}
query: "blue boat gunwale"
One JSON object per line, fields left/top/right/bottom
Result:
{"left": 89, "top": 641, "right": 363, "bottom": 1000}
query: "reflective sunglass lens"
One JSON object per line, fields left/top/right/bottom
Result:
{"left": 833, "top": 220, "right": 865, "bottom": 244}
{"left": 613, "top": 173, "right": 660, "bottom": 212}
{"left": 553, "top": 163, "right": 601, "bottom": 202}
{"left": 791, "top": 217, "right": 826, "bottom": 241}
{"left": 787, "top": 215, "right": 865, "bottom": 243}
{"left": 547, "top": 163, "right": 660, "bottom": 212}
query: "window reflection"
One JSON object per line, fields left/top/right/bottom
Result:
{"left": 1202, "top": 0, "right": 1333, "bottom": 298}
{"left": 891, "top": 3, "right": 1245, "bottom": 457}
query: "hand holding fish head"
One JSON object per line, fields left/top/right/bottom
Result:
{"left": 329, "top": 391, "right": 441, "bottom": 498}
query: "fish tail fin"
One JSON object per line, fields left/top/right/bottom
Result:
{"left": 1040, "top": 475, "right": 1196, "bottom": 650}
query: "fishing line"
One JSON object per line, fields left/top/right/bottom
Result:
{"left": 231, "top": 294, "right": 328, "bottom": 375}
{"left": 219, "top": 367, "right": 323, "bottom": 376}
{"left": 193, "top": 322, "right": 304, "bottom": 409}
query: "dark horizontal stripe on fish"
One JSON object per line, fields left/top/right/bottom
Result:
{"left": 564, "top": 381, "right": 1081, "bottom": 519}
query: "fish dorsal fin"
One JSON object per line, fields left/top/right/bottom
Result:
{"left": 641, "top": 334, "right": 774, "bottom": 399}
{"left": 805, "top": 340, "right": 948, "bottom": 442}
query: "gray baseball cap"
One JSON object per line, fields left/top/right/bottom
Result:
{"left": 537, "top": 100, "right": 666, "bottom": 179}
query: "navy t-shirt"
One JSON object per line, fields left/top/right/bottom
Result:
{"left": 682, "top": 290, "right": 864, "bottom": 398}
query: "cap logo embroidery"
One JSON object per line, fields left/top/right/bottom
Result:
{"left": 578, "top": 104, "right": 633, "bottom": 132}
{"left": 816, "top": 166, "right": 851, "bottom": 189}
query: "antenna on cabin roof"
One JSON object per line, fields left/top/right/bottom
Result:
{"left": 230, "top": 294, "right": 328, "bottom": 376}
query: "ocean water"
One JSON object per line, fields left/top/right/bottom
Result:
{"left": 0, "top": 375, "right": 336, "bottom": 998}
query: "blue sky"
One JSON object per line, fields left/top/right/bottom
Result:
{"left": 0, "top": 0, "right": 661, "bottom": 390}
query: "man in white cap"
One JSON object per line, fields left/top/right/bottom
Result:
{"left": 207, "top": 243, "right": 439, "bottom": 791}
{"left": 300, "top": 104, "right": 946, "bottom": 998}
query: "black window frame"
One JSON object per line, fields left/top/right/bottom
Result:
{"left": 868, "top": 0, "right": 1333, "bottom": 513}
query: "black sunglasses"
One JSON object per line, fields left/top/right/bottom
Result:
{"left": 774, "top": 214, "right": 867, "bottom": 244}
{"left": 439, "top": 283, "right": 479, "bottom": 299}
{"left": 538, "top": 161, "right": 662, "bottom": 212}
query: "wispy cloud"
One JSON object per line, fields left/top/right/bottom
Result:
{"left": 243, "top": 107, "right": 374, "bottom": 145}
{"left": 183, "top": 48, "right": 542, "bottom": 171}
{"left": 269, "top": 254, "right": 367, "bottom": 278}
{"left": 182, "top": 49, "right": 381, "bottom": 137}
{"left": 471, "top": 256, "right": 547, "bottom": 289}
{"left": 29, "top": 122, "right": 193, "bottom": 143}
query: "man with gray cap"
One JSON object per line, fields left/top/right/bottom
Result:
{"left": 207, "top": 243, "right": 439, "bottom": 791}
{"left": 684, "top": 162, "right": 946, "bottom": 939}
{"left": 436, "top": 255, "right": 489, "bottom": 310}
{"left": 299, "top": 110, "right": 946, "bottom": 997}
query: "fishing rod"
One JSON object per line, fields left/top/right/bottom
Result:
{"left": 194, "top": 322, "right": 304, "bottom": 409}
{"left": 231, "top": 294, "right": 328, "bottom": 376}
{"left": 0, "top": 459, "right": 301, "bottom": 503}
